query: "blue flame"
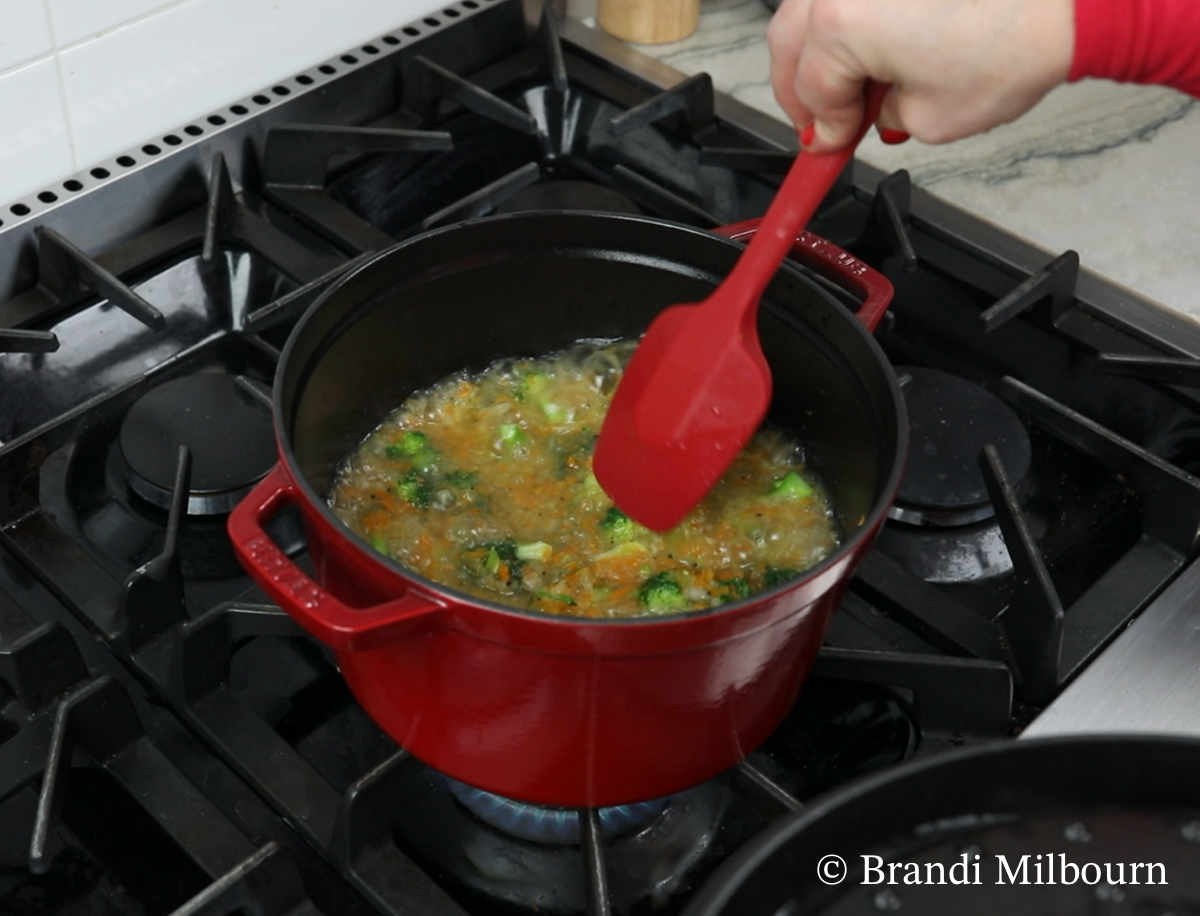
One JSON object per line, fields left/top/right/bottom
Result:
{"left": 442, "top": 776, "right": 670, "bottom": 845}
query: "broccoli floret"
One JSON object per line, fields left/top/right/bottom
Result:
{"left": 519, "top": 372, "right": 551, "bottom": 400}
{"left": 489, "top": 541, "right": 522, "bottom": 565}
{"left": 541, "top": 401, "right": 570, "bottom": 423}
{"left": 717, "top": 576, "right": 752, "bottom": 602}
{"left": 444, "top": 470, "right": 479, "bottom": 488}
{"left": 768, "top": 470, "right": 814, "bottom": 500}
{"left": 496, "top": 424, "right": 528, "bottom": 451}
{"left": 396, "top": 472, "right": 432, "bottom": 508}
{"left": 386, "top": 431, "right": 431, "bottom": 458}
{"left": 517, "top": 372, "right": 573, "bottom": 423}
{"left": 410, "top": 449, "right": 439, "bottom": 472}
{"left": 638, "top": 572, "right": 686, "bottom": 612}
{"left": 466, "top": 539, "right": 526, "bottom": 588}
{"left": 387, "top": 431, "right": 438, "bottom": 471}
{"left": 485, "top": 546, "right": 503, "bottom": 575}
{"left": 599, "top": 506, "right": 644, "bottom": 543}
{"left": 763, "top": 567, "right": 799, "bottom": 589}
{"left": 515, "top": 541, "right": 552, "bottom": 562}
{"left": 535, "top": 589, "right": 576, "bottom": 606}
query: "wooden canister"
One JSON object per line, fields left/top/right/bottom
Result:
{"left": 597, "top": 0, "right": 701, "bottom": 44}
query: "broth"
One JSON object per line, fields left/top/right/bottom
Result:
{"left": 327, "top": 341, "right": 840, "bottom": 618}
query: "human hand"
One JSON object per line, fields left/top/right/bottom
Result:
{"left": 767, "top": 0, "right": 1074, "bottom": 151}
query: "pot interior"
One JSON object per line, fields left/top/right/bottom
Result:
{"left": 281, "top": 213, "right": 902, "bottom": 561}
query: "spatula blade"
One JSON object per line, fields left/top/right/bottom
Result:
{"left": 594, "top": 303, "right": 771, "bottom": 531}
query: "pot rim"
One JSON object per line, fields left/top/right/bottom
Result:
{"left": 273, "top": 210, "right": 909, "bottom": 627}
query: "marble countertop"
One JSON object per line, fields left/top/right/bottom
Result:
{"left": 570, "top": 0, "right": 1200, "bottom": 324}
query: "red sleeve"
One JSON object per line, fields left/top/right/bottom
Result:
{"left": 1070, "top": 0, "right": 1200, "bottom": 97}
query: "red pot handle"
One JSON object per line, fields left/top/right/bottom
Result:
{"left": 713, "top": 221, "right": 893, "bottom": 332}
{"left": 228, "top": 464, "right": 444, "bottom": 653}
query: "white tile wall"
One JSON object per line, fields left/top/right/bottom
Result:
{"left": 0, "top": 0, "right": 55, "bottom": 72}
{"left": 0, "top": 57, "right": 74, "bottom": 204}
{"left": 46, "top": 0, "right": 181, "bottom": 49}
{"left": 0, "top": 0, "right": 452, "bottom": 207}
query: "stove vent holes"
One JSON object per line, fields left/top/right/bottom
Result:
{"left": 6, "top": 122, "right": 213, "bottom": 222}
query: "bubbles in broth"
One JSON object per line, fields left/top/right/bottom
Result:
{"left": 327, "top": 341, "right": 840, "bottom": 618}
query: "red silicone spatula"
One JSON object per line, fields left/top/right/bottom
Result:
{"left": 593, "top": 82, "right": 888, "bottom": 531}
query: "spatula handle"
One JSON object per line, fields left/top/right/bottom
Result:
{"left": 719, "top": 82, "right": 890, "bottom": 331}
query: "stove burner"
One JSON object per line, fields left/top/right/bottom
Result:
{"left": 889, "top": 367, "right": 1031, "bottom": 527}
{"left": 757, "top": 678, "right": 919, "bottom": 797}
{"left": 444, "top": 777, "right": 668, "bottom": 845}
{"left": 875, "top": 518, "right": 1014, "bottom": 583}
{"left": 393, "top": 767, "right": 730, "bottom": 914}
{"left": 493, "top": 179, "right": 641, "bottom": 215}
{"left": 119, "top": 374, "right": 275, "bottom": 515}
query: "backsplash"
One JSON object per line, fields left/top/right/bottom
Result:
{"left": 0, "top": 0, "right": 449, "bottom": 207}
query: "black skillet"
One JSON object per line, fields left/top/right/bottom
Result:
{"left": 683, "top": 735, "right": 1200, "bottom": 915}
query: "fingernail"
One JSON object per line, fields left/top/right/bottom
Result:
{"left": 879, "top": 128, "right": 910, "bottom": 145}
{"left": 800, "top": 124, "right": 815, "bottom": 147}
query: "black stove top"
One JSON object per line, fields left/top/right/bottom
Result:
{"left": 2, "top": 2, "right": 1200, "bottom": 914}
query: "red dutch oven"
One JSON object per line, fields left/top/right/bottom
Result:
{"left": 228, "top": 211, "right": 907, "bottom": 808}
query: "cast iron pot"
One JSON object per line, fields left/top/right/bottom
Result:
{"left": 228, "top": 211, "right": 907, "bottom": 808}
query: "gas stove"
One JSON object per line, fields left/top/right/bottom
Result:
{"left": 2, "top": 2, "right": 1200, "bottom": 914}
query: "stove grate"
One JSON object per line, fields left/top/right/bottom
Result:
{"left": 172, "top": 842, "right": 324, "bottom": 916}
{"left": 36, "top": 227, "right": 166, "bottom": 334}
{"left": 981, "top": 249, "right": 1081, "bottom": 332}
{"left": 996, "top": 376, "right": 1200, "bottom": 688}
{"left": 0, "top": 326, "right": 59, "bottom": 353}
{"left": 609, "top": 163, "right": 721, "bottom": 226}
{"left": 811, "top": 649, "right": 1013, "bottom": 734}
{"left": 1096, "top": 351, "right": 1200, "bottom": 387}
{"left": 0, "top": 597, "right": 333, "bottom": 916}
{"left": 121, "top": 444, "right": 190, "bottom": 647}
{"left": 608, "top": 72, "right": 715, "bottom": 141}
{"left": 420, "top": 160, "right": 542, "bottom": 230}
{"left": 853, "top": 169, "right": 918, "bottom": 271}
{"left": 0, "top": 156, "right": 325, "bottom": 341}
{"left": 405, "top": 54, "right": 540, "bottom": 134}
{"left": 263, "top": 125, "right": 452, "bottom": 254}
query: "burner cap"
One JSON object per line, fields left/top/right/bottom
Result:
{"left": 890, "top": 367, "right": 1031, "bottom": 527}
{"left": 493, "top": 179, "right": 642, "bottom": 215}
{"left": 120, "top": 374, "right": 275, "bottom": 515}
